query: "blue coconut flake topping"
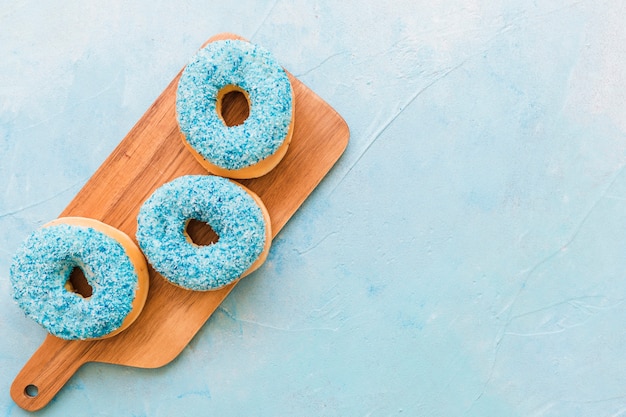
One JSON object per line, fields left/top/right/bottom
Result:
{"left": 10, "top": 223, "right": 139, "bottom": 340}
{"left": 136, "top": 175, "right": 267, "bottom": 291}
{"left": 176, "top": 39, "right": 293, "bottom": 170}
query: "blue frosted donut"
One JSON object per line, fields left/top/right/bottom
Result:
{"left": 10, "top": 217, "right": 149, "bottom": 340}
{"left": 176, "top": 39, "right": 294, "bottom": 179}
{"left": 136, "top": 175, "right": 271, "bottom": 291}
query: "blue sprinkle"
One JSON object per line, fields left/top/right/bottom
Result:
{"left": 136, "top": 175, "right": 267, "bottom": 291}
{"left": 176, "top": 39, "right": 293, "bottom": 170}
{"left": 10, "top": 223, "right": 139, "bottom": 340}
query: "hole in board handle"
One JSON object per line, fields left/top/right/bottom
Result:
{"left": 24, "top": 384, "right": 39, "bottom": 398}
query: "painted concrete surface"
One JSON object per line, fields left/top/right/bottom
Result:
{"left": 2, "top": 1, "right": 626, "bottom": 415}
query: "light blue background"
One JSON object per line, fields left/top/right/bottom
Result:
{"left": 2, "top": 1, "right": 626, "bottom": 416}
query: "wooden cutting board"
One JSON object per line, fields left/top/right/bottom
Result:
{"left": 10, "top": 33, "right": 349, "bottom": 412}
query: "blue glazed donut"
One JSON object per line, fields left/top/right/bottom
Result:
{"left": 176, "top": 39, "right": 294, "bottom": 179}
{"left": 10, "top": 217, "right": 149, "bottom": 340}
{"left": 136, "top": 175, "right": 271, "bottom": 291}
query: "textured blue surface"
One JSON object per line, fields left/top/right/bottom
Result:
{"left": 177, "top": 39, "right": 292, "bottom": 170}
{"left": 2, "top": 1, "right": 626, "bottom": 416}
{"left": 136, "top": 175, "right": 267, "bottom": 291}
{"left": 10, "top": 221, "right": 138, "bottom": 340}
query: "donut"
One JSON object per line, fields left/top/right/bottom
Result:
{"left": 10, "top": 217, "right": 149, "bottom": 340}
{"left": 136, "top": 175, "right": 271, "bottom": 291}
{"left": 176, "top": 39, "right": 294, "bottom": 179}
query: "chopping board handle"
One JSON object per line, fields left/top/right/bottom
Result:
{"left": 11, "top": 335, "right": 91, "bottom": 412}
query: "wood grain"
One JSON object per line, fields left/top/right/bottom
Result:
{"left": 10, "top": 33, "right": 349, "bottom": 411}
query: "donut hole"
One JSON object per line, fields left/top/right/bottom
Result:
{"left": 65, "top": 266, "right": 93, "bottom": 298}
{"left": 217, "top": 85, "right": 250, "bottom": 127}
{"left": 185, "top": 219, "right": 219, "bottom": 246}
